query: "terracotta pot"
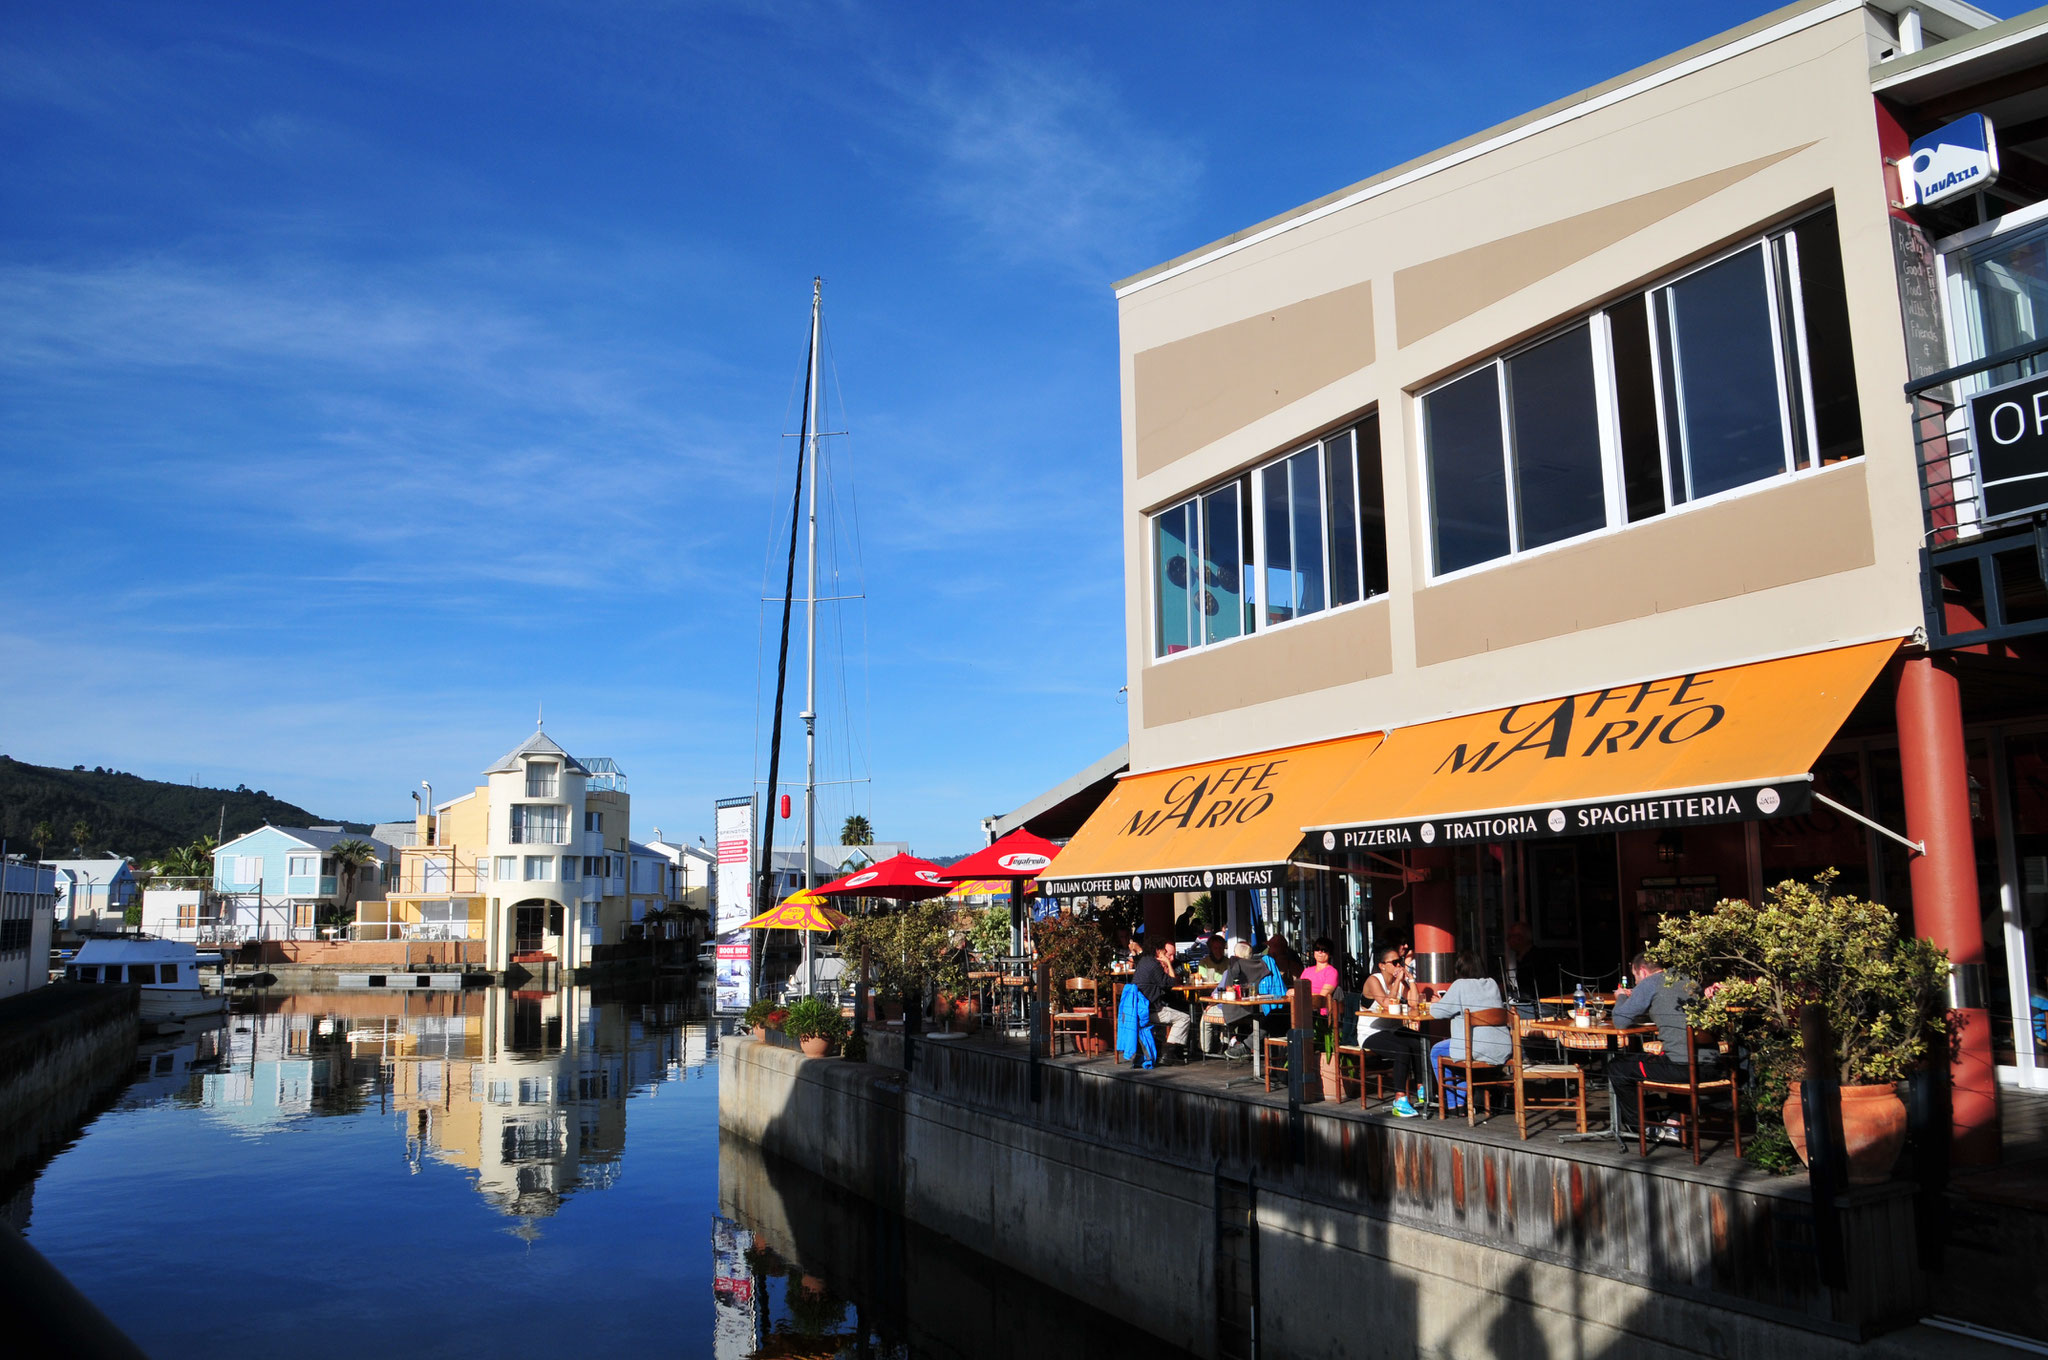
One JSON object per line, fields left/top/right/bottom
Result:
{"left": 799, "top": 1035, "right": 830, "bottom": 1059}
{"left": 752, "top": 1025, "right": 767, "bottom": 1041}
{"left": 1783, "top": 1082, "right": 1908, "bottom": 1185}
{"left": 1077, "top": 1035, "right": 1107, "bottom": 1056}
{"left": 1319, "top": 1055, "right": 1345, "bottom": 1101}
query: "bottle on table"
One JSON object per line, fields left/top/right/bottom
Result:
{"left": 1573, "top": 982, "right": 1587, "bottom": 1015}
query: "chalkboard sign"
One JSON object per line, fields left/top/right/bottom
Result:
{"left": 1967, "top": 370, "right": 2048, "bottom": 520}
{"left": 1892, "top": 215, "right": 1949, "bottom": 399}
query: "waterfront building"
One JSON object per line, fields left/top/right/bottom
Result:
{"left": 210, "top": 827, "right": 395, "bottom": 939}
{"left": 42, "top": 858, "right": 137, "bottom": 934}
{"left": 0, "top": 858, "right": 57, "bottom": 999}
{"left": 1039, "top": 0, "right": 2048, "bottom": 1167}
{"left": 640, "top": 831, "right": 717, "bottom": 914}
{"left": 362, "top": 729, "right": 635, "bottom": 973}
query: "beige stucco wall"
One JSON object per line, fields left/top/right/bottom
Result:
{"left": 1115, "top": 3, "right": 1926, "bottom": 774}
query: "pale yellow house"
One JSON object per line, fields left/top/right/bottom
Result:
{"left": 358, "top": 730, "right": 634, "bottom": 973}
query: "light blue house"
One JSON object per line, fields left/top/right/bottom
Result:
{"left": 212, "top": 826, "right": 396, "bottom": 937}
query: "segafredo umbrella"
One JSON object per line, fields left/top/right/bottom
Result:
{"left": 739, "top": 894, "right": 850, "bottom": 932}
{"left": 936, "top": 828, "right": 1060, "bottom": 882}
{"left": 811, "top": 852, "right": 953, "bottom": 902}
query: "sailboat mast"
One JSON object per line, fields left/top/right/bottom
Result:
{"left": 801, "top": 277, "right": 822, "bottom": 998}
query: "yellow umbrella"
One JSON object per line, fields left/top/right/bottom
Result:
{"left": 944, "top": 879, "right": 1012, "bottom": 901}
{"left": 740, "top": 897, "right": 850, "bottom": 932}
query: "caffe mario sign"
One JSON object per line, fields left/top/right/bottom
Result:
{"left": 1305, "top": 642, "right": 1895, "bottom": 849}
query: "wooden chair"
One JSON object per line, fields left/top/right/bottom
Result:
{"left": 1050, "top": 977, "right": 1100, "bottom": 1056}
{"left": 1435, "top": 1007, "right": 1515, "bottom": 1126}
{"left": 1510, "top": 1014, "right": 1586, "bottom": 1138}
{"left": 1262, "top": 1035, "right": 1291, "bottom": 1092}
{"left": 1333, "top": 1042, "right": 1392, "bottom": 1104}
{"left": 1636, "top": 1026, "right": 1741, "bottom": 1165}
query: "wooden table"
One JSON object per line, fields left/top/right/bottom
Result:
{"left": 1525, "top": 1018, "right": 1656, "bottom": 1141}
{"left": 1539, "top": 993, "right": 1618, "bottom": 1007}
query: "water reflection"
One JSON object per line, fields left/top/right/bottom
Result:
{"left": 716, "top": 1133, "right": 1190, "bottom": 1360}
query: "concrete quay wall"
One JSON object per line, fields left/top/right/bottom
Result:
{"left": 721, "top": 1036, "right": 1990, "bottom": 1360}
{"left": 0, "top": 985, "right": 139, "bottom": 1179}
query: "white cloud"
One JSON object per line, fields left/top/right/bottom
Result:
{"left": 905, "top": 49, "right": 1201, "bottom": 280}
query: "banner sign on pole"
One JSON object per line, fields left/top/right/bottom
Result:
{"left": 713, "top": 796, "right": 755, "bottom": 937}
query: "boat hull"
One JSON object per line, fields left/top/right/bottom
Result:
{"left": 140, "top": 988, "right": 226, "bottom": 1022}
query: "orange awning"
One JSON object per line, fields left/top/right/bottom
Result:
{"left": 1038, "top": 731, "right": 1384, "bottom": 895}
{"left": 1303, "top": 639, "right": 1899, "bottom": 850}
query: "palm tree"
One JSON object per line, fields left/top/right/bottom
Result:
{"left": 328, "top": 838, "right": 378, "bottom": 906}
{"left": 840, "top": 814, "right": 873, "bottom": 847}
{"left": 30, "top": 820, "right": 53, "bottom": 861}
{"left": 68, "top": 819, "right": 91, "bottom": 853}
{"left": 151, "top": 836, "right": 216, "bottom": 882}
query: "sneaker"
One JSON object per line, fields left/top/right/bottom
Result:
{"left": 1387, "top": 1096, "right": 1420, "bottom": 1118}
{"left": 1224, "top": 1040, "right": 1249, "bottom": 1061}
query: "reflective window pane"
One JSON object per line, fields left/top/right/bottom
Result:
{"left": 1153, "top": 502, "right": 1194, "bottom": 656}
{"left": 1288, "top": 449, "right": 1326, "bottom": 619}
{"left": 1659, "top": 245, "right": 1790, "bottom": 501}
{"left": 1506, "top": 324, "right": 1607, "bottom": 549}
{"left": 1607, "top": 296, "right": 1667, "bottom": 522}
{"left": 1425, "top": 368, "right": 1510, "bottom": 573}
{"left": 1261, "top": 462, "right": 1294, "bottom": 624}
{"left": 1786, "top": 208, "right": 1862, "bottom": 467}
{"left": 1356, "top": 415, "right": 1388, "bottom": 597}
{"left": 1325, "top": 430, "right": 1361, "bottom": 607}
{"left": 1201, "top": 482, "right": 1249, "bottom": 644}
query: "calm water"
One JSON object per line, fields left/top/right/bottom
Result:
{"left": 9, "top": 985, "right": 1182, "bottom": 1360}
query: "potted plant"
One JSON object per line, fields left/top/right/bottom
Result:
{"left": 741, "top": 998, "right": 780, "bottom": 1039}
{"left": 1651, "top": 872, "right": 1950, "bottom": 1183}
{"left": 782, "top": 996, "right": 848, "bottom": 1058}
{"left": 838, "top": 900, "right": 967, "bottom": 1030}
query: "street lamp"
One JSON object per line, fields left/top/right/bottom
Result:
{"left": 421, "top": 781, "right": 434, "bottom": 844}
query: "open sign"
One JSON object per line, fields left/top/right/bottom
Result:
{"left": 1967, "top": 370, "right": 2048, "bottom": 521}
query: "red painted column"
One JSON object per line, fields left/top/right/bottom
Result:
{"left": 1896, "top": 655, "right": 2000, "bottom": 1165}
{"left": 1143, "top": 892, "right": 1176, "bottom": 948}
{"left": 1410, "top": 847, "right": 1457, "bottom": 988}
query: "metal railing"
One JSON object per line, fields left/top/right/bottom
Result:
{"left": 351, "top": 920, "right": 485, "bottom": 942}
{"left": 1907, "top": 338, "right": 2048, "bottom": 650}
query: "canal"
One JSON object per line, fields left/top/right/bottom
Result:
{"left": 5, "top": 984, "right": 1185, "bottom": 1359}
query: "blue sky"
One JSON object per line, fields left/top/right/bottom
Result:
{"left": 0, "top": 0, "right": 1831, "bottom": 854}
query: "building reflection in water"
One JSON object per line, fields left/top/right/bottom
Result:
{"left": 193, "top": 986, "right": 712, "bottom": 1225}
{"left": 715, "top": 1132, "right": 1189, "bottom": 1360}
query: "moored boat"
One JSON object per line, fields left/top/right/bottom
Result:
{"left": 65, "top": 939, "right": 225, "bottom": 1021}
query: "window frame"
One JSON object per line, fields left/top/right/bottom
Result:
{"left": 1147, "top": 413, "right": 1386, "bottom": 663}
{"left": 1418, "top": 207, "right": 1860, "bottom": 584}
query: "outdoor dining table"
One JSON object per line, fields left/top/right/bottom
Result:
{"left": 1524, "top": 1016, "right": 1657, "bottom": 1142}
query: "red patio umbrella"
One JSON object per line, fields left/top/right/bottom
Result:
{"left": 936, "top": 828, "right": 1061, "bottom": 882}
{"left": 811, "top": 852, "right": 953, "bottom": 902}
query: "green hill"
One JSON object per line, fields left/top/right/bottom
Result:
{"left": 0, "top": 756, "right": 368, "bottom": 862}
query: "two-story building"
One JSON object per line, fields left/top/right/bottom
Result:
{"left": 44, "top": 857, "right": 138, "bottom": 934}
{"left": 364, "top": 730, "right": 634, "bottom": 975}
{"left": 211, "top": 827, "right": 395, "bottom": 937}
{"left": 1040, "top": 0, "right": 2048, "bottom": 1165}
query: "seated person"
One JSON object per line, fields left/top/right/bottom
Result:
{"left": 1133, "top": 938, "right": 1191, "bottom": 1065}
{"left": 1427, "top": 952, "right": 1511, "bottom": 1110}
{"left": 1301, "top": 937, "right": 1341, "bottom": 1018}
{"left": 1194, "top": 933, "right": 1229, "bottom": 986}
{"left": 1205, "top": 940, "right": 1269, "bottom": 1059}
{"left": 1608, "top": 952, "right": 1713, "bottom": 1135}
{"left": 1358, "top": 945, "right": 1424, "bottom": 1116}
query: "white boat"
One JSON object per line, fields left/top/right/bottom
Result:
{"left": 66, "top": 939, "right": 225, "bottom": 1021}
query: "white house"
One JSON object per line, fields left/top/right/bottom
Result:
{"left": 0, "top": 857, "right": 57, "bottom": 999}
{"left": 642, "top": 831, "right": 716, "bottom": 915}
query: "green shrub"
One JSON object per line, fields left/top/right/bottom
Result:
{"left": 741, "top": 997, "right": 780, "bottom": 1030}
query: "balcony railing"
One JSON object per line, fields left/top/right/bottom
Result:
{"left": 525, "top": 777, "right": 559, "bottom": 797}
{"left": 1909, "top": 338, "right": 2048, "bottom": 650}
{"left": 389, "top": 861, "right": 487, "bottom": 894}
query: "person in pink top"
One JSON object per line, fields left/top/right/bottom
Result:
{"left": 1302, "top": 937, "right": 1341, "bottom": 1017}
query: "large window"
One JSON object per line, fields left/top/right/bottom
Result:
{"left": 1151, "top": 415, "right": 1386, "bottom": 657}
{"left": 1421, "top": 206, "right": 1862, "bottom": 577}
{"left": 510, "top": 804, "right": 567, "bottom": 845}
